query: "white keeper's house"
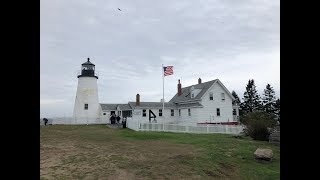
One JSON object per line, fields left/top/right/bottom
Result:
{"left": 73, "top": 58, "right": 240, "bottom": 125}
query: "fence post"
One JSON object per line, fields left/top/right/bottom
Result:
{"left": 207, "top": 124, "right": 209, "bottom": 133}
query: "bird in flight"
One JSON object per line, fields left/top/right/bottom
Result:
{"left": 118, "top": 8, "right": 121, "bottom": 11}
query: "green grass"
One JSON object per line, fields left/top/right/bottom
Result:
{"left": 119, "top": 129, "right": 280, "bottom": 180}
{"left": 41, "top": 125, "right": 279, "bottom": 179}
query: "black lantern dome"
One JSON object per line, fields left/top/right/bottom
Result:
{"left": 77, "top": 58, "right": 98, "bottom": 79}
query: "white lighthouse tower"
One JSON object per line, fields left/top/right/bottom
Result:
{"left": 73, "top": 58, "right": 101, "bottom": 124}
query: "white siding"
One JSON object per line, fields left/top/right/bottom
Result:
{"left": 196, "top": 82, "right": 234, "bottom": 123}
{"left": 131, "top": 107, "right": 201, "bottom": 125}
{"left": 73, "top": 77, "right": 100, "bottom": 124}
{"left": 177, "top": 107, "right": 200, "bottom": 125}
{"left": 101, "top": 110, "right": 111, "bottom": 123}
{"left": 132, "top": 108, "right": 178, "bottom": 124}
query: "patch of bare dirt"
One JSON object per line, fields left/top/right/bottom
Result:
{"left": 202, "top": 162, "right": 239, "bottom": 180}
{"left": 41, "top": 127, "right": 239, "bottom": 179}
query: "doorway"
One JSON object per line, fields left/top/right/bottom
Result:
{"left": 122, "top": 110, "right": 132, "bottom": 118}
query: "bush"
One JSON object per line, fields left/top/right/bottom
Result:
{"left": 241, "top": 111, "right": 277, "bottom": 141}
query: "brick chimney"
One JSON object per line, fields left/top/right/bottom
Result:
{"left": 136, "top": 94, "right": 140, "bottom": 106}
{"left": 178, "top": 79, "right": 182, "bottom": 96}
{"left": 198, "top": 78, "right": 202, "bottom": 84}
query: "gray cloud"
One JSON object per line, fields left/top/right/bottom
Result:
{"left": 41, "top": 0, "right": 280, "bottom": 117}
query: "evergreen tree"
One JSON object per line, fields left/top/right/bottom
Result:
{"left": 232, "top": 90, "right": 243, "bottom": 117}
{"left": 274, "top": 98, "right": 280, "bottom": 122}
{"left": 262, "top": 84, "right": 277, "bottom": 114}
{"left": 231, "top": 90, "right": 241, "bottom": 105}
{"left": 241, "top": 79, "right": 262, "bottom": 114}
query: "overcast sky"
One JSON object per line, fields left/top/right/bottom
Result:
{"left": 40, "top": 0, "right": 280, "bottom": 118}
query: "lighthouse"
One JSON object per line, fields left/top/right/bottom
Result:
{"left": 73, "top": 58, "right": 101, "bottom": 124}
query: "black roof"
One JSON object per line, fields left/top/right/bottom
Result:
{"left": 82, "top": 58, "right": 95, "bottom": 66}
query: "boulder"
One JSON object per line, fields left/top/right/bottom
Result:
{"left": 254, "top": 148, "right": 273, "bottom": 161}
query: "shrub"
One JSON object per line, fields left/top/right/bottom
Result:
{"left": 241, "top": 111, "right": 277, "bottom": 141}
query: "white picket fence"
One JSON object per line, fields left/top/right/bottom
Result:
{"left": 127, "top": 118, "right": 244, "bottom": 134}
{"left": 40, "top": 117, "right": 244, "bottom": 135}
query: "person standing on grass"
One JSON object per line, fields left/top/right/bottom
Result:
{"left": 110, "top": 114, "right": 115, "bottom": 124}
{"left": 116, "top": 115, "right": 120, "bottom": 124}
{"left": 109, "top": 114, "right": 113, "bottom": 124}
{"left": 43, "top": 118, "right": 48, "bottom": 126}
{"left": 111, "top": 114, "right": 116, "bottom": 124}
{"left": 122, "top": 117, "right": 126, "bottom": 128}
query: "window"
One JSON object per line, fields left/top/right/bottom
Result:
{"left": 179, "top": 109, "right": 181, "bottom": 116}
{"left": 221, "top": 93, "right": 225, "bottom": 101}
{"left": 142, "top": 109, "right": 146, "bottom": 117}
{"left": 171, "top": 109, "right": 174, "bottom": 116}
{"left": 188, "top": 109, "right": 191, "bottom": 116}
{"left": 216, "top": 108, "right": 220, "bottom": 116}
{"left": 159, "top": 109, "right": 162, "bottom": 116}
{"left": 233, "top": 109, "right": 237, "bottom": 115}
{"left": 209, "top": 93, "right": 213, "bottom": 100}
{"left": 103, "top": 113, "right": 106, "bottom": 115}
{"left": 84, "top": 103, "right": 88, "bottom": 110}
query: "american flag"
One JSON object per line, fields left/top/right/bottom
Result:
{"left": 163, "top": 66, "right": 173, "bottom": 76}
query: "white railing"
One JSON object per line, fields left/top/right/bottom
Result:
{"left": 127, "top": 120, "right": 244, "bottom": 135}
{"left": 77, "top": 70, "right": 99, "bottom": 77}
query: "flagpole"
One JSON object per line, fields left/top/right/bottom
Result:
{"left": 162, "top": 64, "right": 165, "bottom": 125}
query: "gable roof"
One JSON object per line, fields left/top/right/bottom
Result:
{"left": 128, "top": 102, "right": 177, "bottom": 109}
{"left": 169, "top": 79, "right": 235, "bottom": 103}
{"left": 100, "top": 79, "right": 234, "bottom": 111}
{"left": 178, "top": 102, "right": 203, "bottom": 108}
{"left": 100, "top": 101, "right": 203, "bottom": 110}
{"left": 118, "top": 104, "right": 132, "bottom": 110}
{"left": 169, "top": 79, "right": 217, "bottom": 103}
{"left": 100, "top": 103, "right": 132, "bottom": 111}
{"left": 100, "top": 104, "right": 118, "bottom": 110}
{"left": 215, "top": 79, "right": 235, "bottom": 101}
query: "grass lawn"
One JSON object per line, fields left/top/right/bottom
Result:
{"left": 40, "top": 125, "right": 279, "bottom": 179}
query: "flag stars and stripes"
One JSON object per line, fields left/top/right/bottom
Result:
{"left": 163, "top": 66, "right": 173, "bottom": 76}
